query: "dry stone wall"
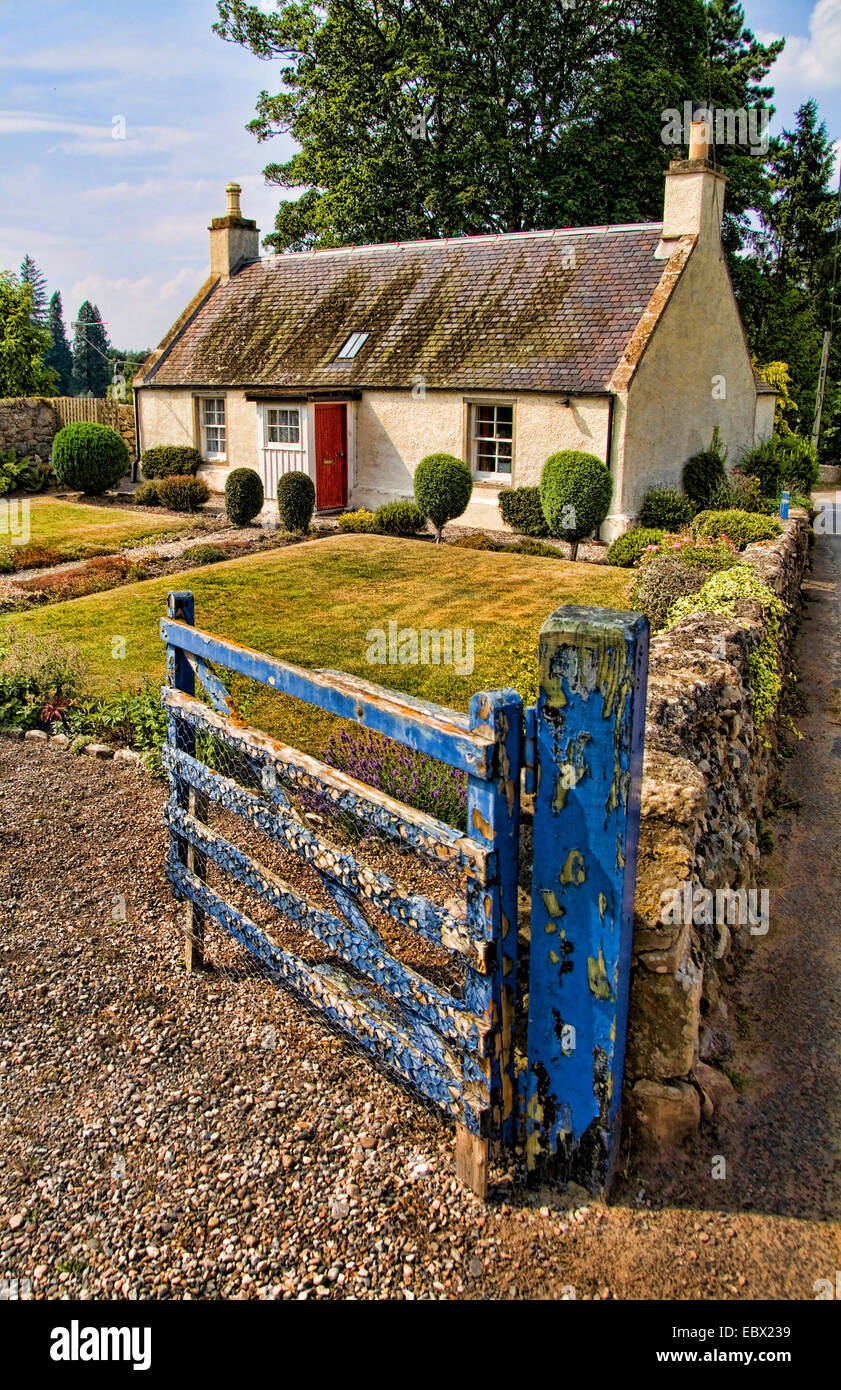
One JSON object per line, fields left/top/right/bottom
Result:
{"left": 0, "top": 397, "right": 136, "bottom": 464}
{"left": 626, "top": 515, "right": 810, "bottom": 1150}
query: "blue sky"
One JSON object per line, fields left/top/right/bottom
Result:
{"left": 1, "top": 0, "right": 838, "bottom": 349}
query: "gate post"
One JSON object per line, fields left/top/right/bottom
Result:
{"left": 460, "top": 687, "right": 522, "bottom": 1195}
{"left": 165, "top": 590, "right": 205, "bottom": 973}
{"left": 525, "top": 605, "right": 648, "bottom": 1194}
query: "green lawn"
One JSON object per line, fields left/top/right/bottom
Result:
{"left": 2, "top": 496, "right": 200, "bottom": 561}
{"left": 1, "top": 535, "right": 632, "bottom": 753}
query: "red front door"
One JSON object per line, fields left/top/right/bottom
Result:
{"left": 314, "top": 404, "right": 347, "bottom": 510}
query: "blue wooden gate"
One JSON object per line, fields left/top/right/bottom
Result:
{"left": 161, "top": 591, "right": 648, "bottom": 1197}
{"left": 161, "top": 591, "right": 521, "bottom": 1195}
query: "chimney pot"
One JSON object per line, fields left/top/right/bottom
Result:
{"left": 226, "top": 182, "right": 243, "bottom": 217}
{"left": 688, "top": 118, "right": 711, "bottom": 163}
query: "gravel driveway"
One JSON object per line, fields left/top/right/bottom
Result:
{"left": 1, "top": 739, "right": 838, "bottom": 1301}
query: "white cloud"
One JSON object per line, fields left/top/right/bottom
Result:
{"left": 69, "top": 267, "right": 208, "bottom": 346}
{"left": 758, "top": 0, "right": 841, "bottom": 90}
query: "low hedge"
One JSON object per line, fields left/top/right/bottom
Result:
{"left": 156, "top": 475, "right": 210, "bottom": 513}
{"left": 498, "top": 485, "right": 549, "bottom": 537}
{"left": 691, "top": 509, "right": 782, "bottom": 549}
{"left": 140, "top": 446, "right": 203, "bottom": 479}
{"left": 606, "top": 528, "right": 664, "bottom": 568}
{"left": 133, "top": 479, "right": 160, "bottom": 507}
{"left": 373, "top": 501, "right": 427, "bottom": 536}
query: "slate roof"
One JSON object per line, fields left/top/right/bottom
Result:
{"left": 141, "top": 224, "right": 693, "bottom": 395}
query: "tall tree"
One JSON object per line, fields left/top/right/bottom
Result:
{"left": 71, "top": 300, "right": 111, "bottom": 397}
{"left": 43, "top": 290, "right": 73, "bottom": 396}
{"left": 19, "top": 254, "right": 48, "bottom": 326}
{"left": 0, "top": 272, "right": 57, "bottom": 396}
{"left": 214, "top": 0, "right": 782, "bottom": 253}
{"left": 764, "top": 99, "right": 838, "bottom": 300}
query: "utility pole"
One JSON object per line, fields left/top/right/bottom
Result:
{"left": 813, "top": 163, "right": 841, "bottom": 452}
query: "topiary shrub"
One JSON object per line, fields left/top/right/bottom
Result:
{"left": 226, "top": 468, "right": 266, "bottom": 527}
{"left": 338, "top": 508, "right": 377, "bottom": 534}
{"left": 629, "top": 555, "right": 712, "bottom": 632}
{"left": 691, "top": 509, "right": 782, "bottom": 550}
{"left": 140, "top": 445, "right": 203, "bottom": 480}
{"left": 133, "top": 479, "right": 160, "bottom": 507}
{"left": 373, "top": 501, "right": 427, "bottom": 536}
{"left": 498, "top": 485, "right": 549, "bottom": 537}
{"left": 638, "top": 488, "right": 695, "bottom": 530}
{"left": 156, "top": 474, "right": 210, "bottom": 513}
{"left": 414, "top": 453, "right": 473, "bottom": 542}
{"left": 606, "top": 528, "right": 664, "bottom": 568}
{"left": 51, "top": 422, "right": 129, "bottom": 495}
{"left": 539, "top": 450, "right": 612, "bottom": 560}
{"left": 275, "top": 470, "right": 313, "bottom": 533}
{"left": 682, "top": 427, "right": 728, "bottom": 507}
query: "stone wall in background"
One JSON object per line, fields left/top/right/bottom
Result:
{"left": 626, "top": 515, "right": 810, "bottom": 1151}
{"left": 0, "top": 396, "right": 136, "bottom": 465}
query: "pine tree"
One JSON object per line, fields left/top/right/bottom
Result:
{"left": 0, "top": 272, "right": 56, "bottom": 396}
{"left": 19, "top": 254, "right": 48, "bottom": 326}
{"left": 43, "top": 291, "right": 73, "bottom": 396}
{"left": 71, "top": 301, "right": 111, "bottom": 397}
{"left": 765, "top": 99, "right": 837, "bottom": 297}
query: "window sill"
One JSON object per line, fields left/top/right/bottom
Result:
{"left": 473, "top": 476, "right": 511, "bottom": 489}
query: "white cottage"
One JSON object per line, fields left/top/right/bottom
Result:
{"left": 135, "top": 128, "right": 775, "bottom": 539}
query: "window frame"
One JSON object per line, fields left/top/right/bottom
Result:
{"left": 470, "top": 401, "right": 514, "bottom": 480}
{"left": 335, "top": 331, "right": 369, "bottom": 360}
{"left": 264, "top": 405, "right": 302, "bottom": 448}
{"left": 199, "top": 396, "right": 227, "bottom": 461}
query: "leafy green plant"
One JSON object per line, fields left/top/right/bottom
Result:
{"left": 0, "top": 632, "right": 87, "bottom": 730}
{"left": 640, "top": 532, "right": 740, "bottom": 571}
{"left": 157, "top": 475, "right": 210, "bottom": 513}
{"left": 275, "top": 471, "right": 313, "bottom": 533}
{"left": 739, "top": 433, "right": 819, "bottom": 497}
{"left": 606, "top": 528, "right": 664, "bottom": 568}
{"left": 708, "top": 471, "right": 766, "bottom": 513}
{"left": 337, "top": 508, "right": 377, "bottom": 533}
{"left": 66, "top": 681, "right": 167, "bottom": 764}
{"left": 691, "top": 509, "right": 782, "bottom": 549}
{"left": 539, "top": 450, "right": 612, "bottom": 559}
{"left": 638, "top": 488, "right": 695, "bottom": 530}
{"left": 372, "top": 500, "right": 427, "bottom": 535}
{"left": 413, "top": 453, "right": 473, "bottom": 542}
{"left": 0, "top": 449, "right": 51, "bottom": 496}
{"left": 682, "top": 427, "right": 728, "bottom": 507}
{"left": 498, "top": 485, "right": 549, "bottom": 537}
{"left": 51, "top": 422, "right": 129, "bottom": 495}
{"left": 180, "top": 543, "right": 227, "bottom": 566}
{"left": 139, "top": 446, "right": 203, "bottom": 479}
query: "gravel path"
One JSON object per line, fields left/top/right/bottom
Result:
{"left": 1, "top": 535, "right": 840, "bottom": 1300}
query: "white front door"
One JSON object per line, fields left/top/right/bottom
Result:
{"left": 257, "top": 403, "right": 309, "bottom": 501}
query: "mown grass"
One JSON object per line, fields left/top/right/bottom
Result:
{"left": 0, "top": 534, "right": 633, "bottom": 754}
{"left": 1, "top": 497, "right": 200, "bottom": 563}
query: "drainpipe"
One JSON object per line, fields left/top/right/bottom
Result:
{"left": 132, "top": 387, "right": 142, "bottom": 483}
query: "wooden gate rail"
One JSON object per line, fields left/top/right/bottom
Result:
{"left": 162, "top": 592, "right": 522, "bottom": 1194}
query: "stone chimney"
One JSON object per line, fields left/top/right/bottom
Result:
{"left": 661, "top": 119, "right": 727, "bottom": 243}
{"left": 209, "top": 182, "right": 260, "bottom": 279}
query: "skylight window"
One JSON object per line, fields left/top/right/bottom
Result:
{"left": 336, "top": 331, "right": 369, "bottom": 360}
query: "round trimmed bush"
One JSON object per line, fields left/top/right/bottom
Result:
{"left": 373, "top": 501, "right": 427, "bottom": 536}
{"left": 638, "top": 487, "right": 695, "bottom": 530}
{"left": 413, "top": 454, "right": 473, "bottom": 542}
{"left": 140, "top": 445, "right": 203, "bottom": 480}
{"left": 539, "top": 450, "right": 612, "bottom": 559}
{"left": 52, "top": 422, "right": 129, "bottom": 495}
{"left": 498, "top": 485, "right": 549, "bottom": 537}
{"left": 157, "top": 474, "right": 210, "bottom": 513}
{"left": 225, "top": 468, "right": 266, "bottom": 527}
{"left": 275, "top": 470, "right": 313, "bottom": 533}
{"left": 133, "top": 479, "right": 160, "bottom": 507}
{"left": 606, "top": 528, "right": 664, "bottom": 568}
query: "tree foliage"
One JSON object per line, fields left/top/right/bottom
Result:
{"left": 71, "top": 300, "right": 111, "bottom": 397}
{"left": 44, "top": 291, "right": 73, "bottom": 396}
{"left": 19, "top": 255, "right": 48, "bottom": 326}
{"left": 0, "top": 272, "right": 57, "bottom": 397}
